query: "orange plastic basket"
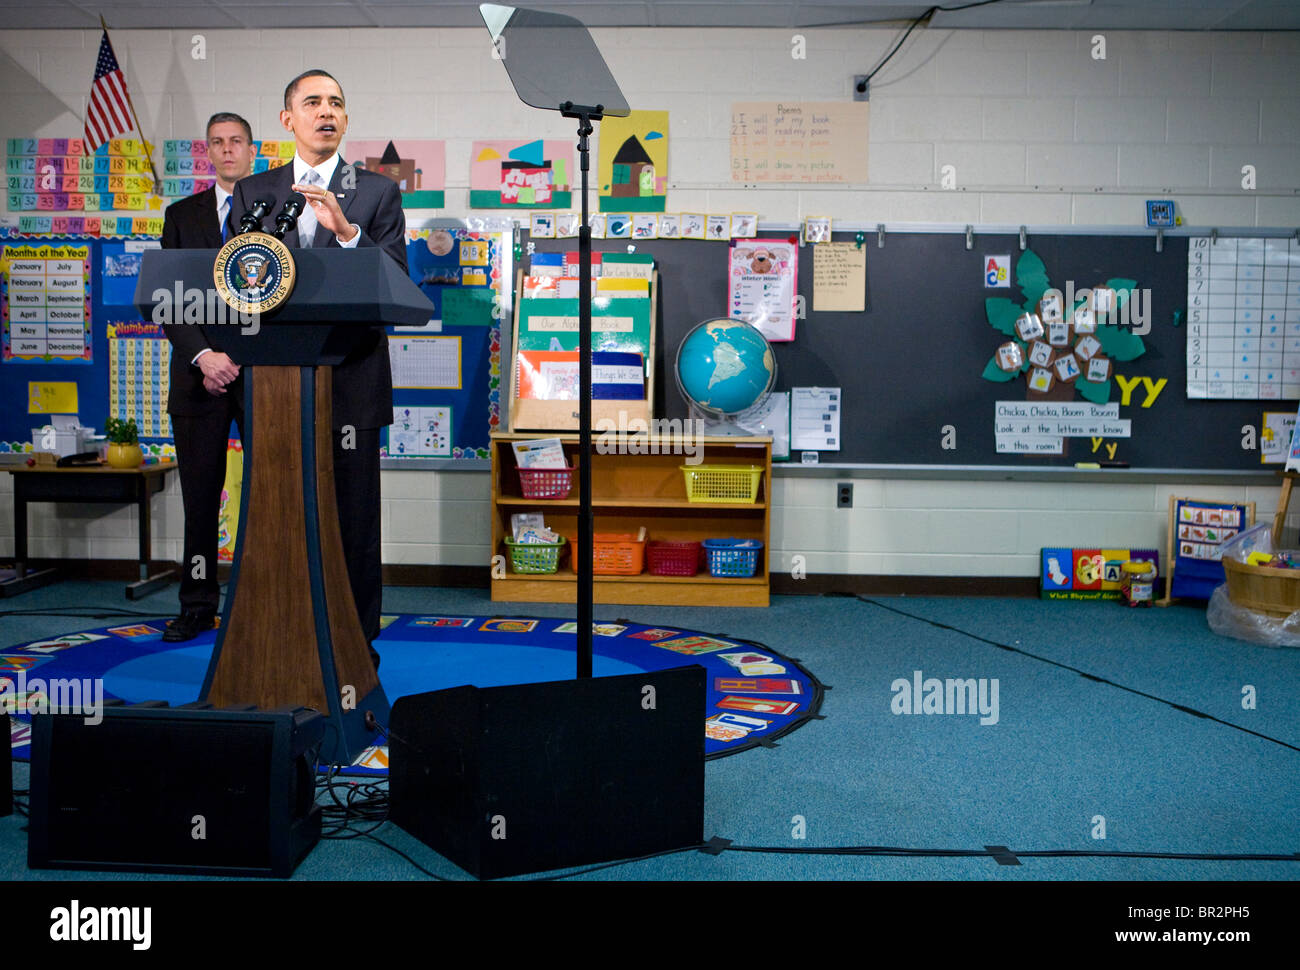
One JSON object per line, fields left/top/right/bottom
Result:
{"left": 592, "top": 533, "right": 646, "bottom": 575}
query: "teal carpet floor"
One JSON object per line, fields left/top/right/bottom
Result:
{"left": 2, "top": 580, "right": 1297, "bottom": 881}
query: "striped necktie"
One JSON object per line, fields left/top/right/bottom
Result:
{"left": 298, "top": 168, "right": 322, "bottom": 247}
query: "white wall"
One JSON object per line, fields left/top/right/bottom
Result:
{"left": 2, "top": 26, "right": 1299, "bottom": 577}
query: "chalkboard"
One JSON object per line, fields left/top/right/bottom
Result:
{"left": 527, "top": 229, "right": 1286, "bottom": 470}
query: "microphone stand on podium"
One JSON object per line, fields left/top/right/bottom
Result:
{"left": 135, "top": 198, "right": 434, "bottom": 765}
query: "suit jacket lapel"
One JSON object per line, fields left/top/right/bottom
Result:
{"left": 201, "top": 188, "right": 222, "bottom": 248}
{"left": 275, "top": 163, "right": 303, "bottom": 248}
{"left": 315, "top": 162, "right": 357, "bottom": 249}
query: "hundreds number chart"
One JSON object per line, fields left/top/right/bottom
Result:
{"left": 107, "top": 322, "right": 170, "bottom": 437}
{"left": 1187, "top": 236, "right": 1300, "bottom": 400}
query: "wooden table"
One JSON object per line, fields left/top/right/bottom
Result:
{"left": 3, "top": 460, "right": 178, "bottom": 599}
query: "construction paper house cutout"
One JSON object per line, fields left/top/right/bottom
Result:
{"left": 611, "top": 136, "right": 655, "bottom": 199}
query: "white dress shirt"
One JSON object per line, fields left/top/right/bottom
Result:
{"left": 291, "top": 152, "right": 360, "bottom": 248}
{"left": 214, "top": 184, "right": 232, "bottom": 235}
{"left": 194, "top": 185, "right": 236, "bottom": 364}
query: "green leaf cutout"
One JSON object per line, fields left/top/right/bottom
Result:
{"left": 1105, "top": 278, "right": 1138, "bottom": 310}
{"left": 1016, "top": 249, "right": 1050, "bottom": 308}
{"left": 986, "top": 297, "right": 1022, "bottom": 335}
{"left": 1095, "top": 325, "right": 1145, "bottom": 361}
{"left": 1075, "top": 377, "right": 1112, "bottom": 404}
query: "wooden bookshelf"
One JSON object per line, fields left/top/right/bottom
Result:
{"left": 490, "top": 432, "right": 771, "bottom": 607}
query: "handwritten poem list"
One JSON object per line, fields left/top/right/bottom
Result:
{"left": 730, "top": 102, "right": 869, "bottom": 183}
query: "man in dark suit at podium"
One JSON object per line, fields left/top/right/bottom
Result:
{"left": 230, "top": 69, "right": 406, "bottom": 667}
{"left": 160, "top": 112, "right": 257, "bottom": 642}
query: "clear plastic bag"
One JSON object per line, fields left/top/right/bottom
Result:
{"left": 1206, "top": 584, "right": 1300, "bottom": 647}
{"left": 1219, "top": 521, "right": 1274, "bottom": 563}
{"left": 1205, "top": 522, "right": 1300, "bottom": 647}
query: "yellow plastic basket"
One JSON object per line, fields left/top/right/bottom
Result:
{"left": 681, "top": 465, "right": 763, "bottom": 503}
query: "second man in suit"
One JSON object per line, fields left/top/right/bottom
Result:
{"left": 160, "top": 112, "right": 257, "bottom": 642}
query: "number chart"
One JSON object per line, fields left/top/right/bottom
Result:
{"left": 107, "top": 321, "right": 170, "bottom": 438}
{"left": 1186, "top": 236, "right": 1300, "bottom": 400}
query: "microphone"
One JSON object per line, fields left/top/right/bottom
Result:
{"left": 272, "top": 193, "right": 306, "bottom": 240}
{"left": 237, "top": 198, "right": 273, "bottom": 235}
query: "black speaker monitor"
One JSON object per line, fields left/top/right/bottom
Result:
{"left": 28, "top": 703, "right": 324, "bottom": 877}
{"left": 390, "top": 666, "right": 706, "bottom": 879}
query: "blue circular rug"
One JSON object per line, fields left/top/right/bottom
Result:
{"left": 2, "top": 613, "right": 823, "bottom": 767}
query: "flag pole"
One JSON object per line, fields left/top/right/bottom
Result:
{"left": 99, "top": 15, "right": 163, "bottom": 196}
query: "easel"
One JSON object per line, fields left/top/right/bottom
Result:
{"left": 1271, "top": 472, "right": 1298, "bottom": 547}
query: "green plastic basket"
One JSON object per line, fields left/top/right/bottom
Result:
{"left": 504, "top": 536, "right": 566, "bottom": 574}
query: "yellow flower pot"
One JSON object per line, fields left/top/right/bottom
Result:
{"left": 106, "top": 442, "right": 143, "bottom": 469}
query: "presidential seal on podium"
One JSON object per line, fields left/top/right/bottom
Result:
{"left": 214, "top": 232, "right": 296, "bottom": 315}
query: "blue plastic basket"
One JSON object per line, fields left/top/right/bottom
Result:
{"left": 702, "top": 538, "right": 763, "bottom": 578}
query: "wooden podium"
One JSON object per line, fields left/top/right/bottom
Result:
{"left": 136, "top": 248, "right": 434, "bottom": 763}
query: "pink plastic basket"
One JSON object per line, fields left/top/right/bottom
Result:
{"left": 517, "top": 465, "right": 575, "bottom": 500}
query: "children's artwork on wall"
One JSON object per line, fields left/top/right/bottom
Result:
{"left": 469, "top": 139, "right": 574, "bottom": 209}
{"left": 346, "top": 138, "right": 446, "bottom": 208}
{"left": 598, "top": 110, "right": 668, "bottom": 213}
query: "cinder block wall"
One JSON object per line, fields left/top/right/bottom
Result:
{"left": 1, "top": 27, "right": 1297, "bottom": 576}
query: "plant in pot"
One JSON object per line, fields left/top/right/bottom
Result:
{"left": 105, "top": 417, "right": 143, "bottom": 468}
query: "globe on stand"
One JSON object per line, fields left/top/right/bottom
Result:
{"left": 675, "top": 317, "right": 777, "bottom": 435}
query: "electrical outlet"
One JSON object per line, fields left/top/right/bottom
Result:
{"left": 853, "top": 75, "right": 869, "bottom": 101}
{"left": 837, "top": 482, "right": 853, "bottom": 508}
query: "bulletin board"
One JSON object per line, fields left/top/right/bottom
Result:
{"left": 1, "top": 231, "right": 172, "bottom": 456}
{"left": 392, "top": 221, "right": 513, "bottom": 461}
{"left": 0, "top": 219, "right": 513, "bottom": 464}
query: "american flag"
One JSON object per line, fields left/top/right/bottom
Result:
{"left": 84, "top": 30, "right": 133, "bottom": 150}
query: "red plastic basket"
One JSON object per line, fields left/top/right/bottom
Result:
{"left": 646, "top": 540, "right": 703, "bottom": 577}
{"left": 517, "top": 465, "right": 575, "bottom": 500}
